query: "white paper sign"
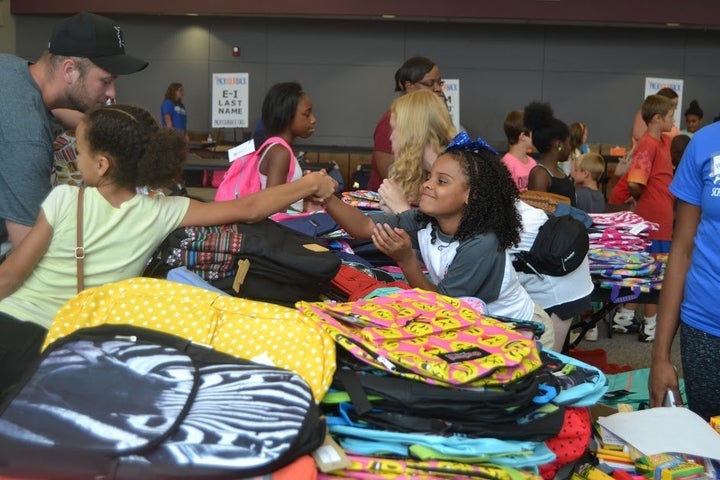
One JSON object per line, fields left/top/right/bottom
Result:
{"left": 227, "top": 138, "right": 256, "bottom": 163}
{"left": 211, "top": 73, "right": 249, "bottom": 128}
{"left": 597, "top": 407, "right": 720, "bottom": 460}
{"left": 443, "top": 79, "right": 460, "bottom": 131}
{"left": 644, "top": 77, "right": 683, "bottom": 129}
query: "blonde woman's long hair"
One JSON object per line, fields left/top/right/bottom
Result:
{"left": 389, "top": 89, "right": 457, "bottom": 204}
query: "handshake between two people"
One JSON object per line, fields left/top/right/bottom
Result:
{"left": 302, "top": 169, "right": 338, "bottom": 211}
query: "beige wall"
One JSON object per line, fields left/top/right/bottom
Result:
{"left": 13, "top": 14, "right": 720, "bottom": 148}
{"left": 0, "top": 0, "right": 16, "bottom": 53}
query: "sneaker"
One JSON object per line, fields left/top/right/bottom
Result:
{"left": 612, "top": 309, "right": 639, "bottom": 333}
{"left": 638, "top": 330, "right": 654, "bottom": 342}
{"left": 638, "top": 317, "right": 656, "bottom": 343}
{"left": 584, "top": 326, "right": 598, "bottom": 341}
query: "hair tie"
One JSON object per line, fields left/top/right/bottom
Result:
{"left": 105, "top": 106, "right": 138, "bottom": 123}
{"left": 444, "top": 131, "right": 498, "bottom": 156}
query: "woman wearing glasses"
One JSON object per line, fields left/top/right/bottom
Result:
{"left": 367, "top": 56, "right": 447, "bottom": 192}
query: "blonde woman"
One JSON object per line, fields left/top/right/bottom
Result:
{"left": 378, "top": 89, "right": 457, "bottom": 214}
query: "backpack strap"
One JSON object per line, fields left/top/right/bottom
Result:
{"left": 610, "top": 284, "right": 641, "bottom": 303}
{"left": 335, "top": 369, "right": 373, "bottom": 415}
{"left": 257, "top": 136, "right": 297, "bottom": 183}
{"left": 533, "top": 163, "right": 555, "bottom": 179}
{"left": 75, "top": 186, "right": 86, "bottom": 293}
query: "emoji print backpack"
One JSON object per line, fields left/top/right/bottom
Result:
{"left": 296, "top": 289, "right": 543, "bottom": 388}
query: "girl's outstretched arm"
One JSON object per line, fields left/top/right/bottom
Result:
{"left": 322, "top": 194, "right": 375, "bottom": 239}
{"left": 180, "top": 172, "right": 336, "bottom": 227}
{"left": 0, "top": 212, "right": 53, "bottom": 300}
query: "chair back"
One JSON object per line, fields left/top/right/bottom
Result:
{"left": 519, "top": 190, "right": 571, "bottom": 215}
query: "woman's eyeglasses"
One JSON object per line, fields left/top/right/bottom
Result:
{"left": 416, "top": 79, "right": 445, "bottom": 89}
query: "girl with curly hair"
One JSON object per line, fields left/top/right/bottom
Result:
{"left": 377, "top": 89, "right": 457, "bottom": 214}
{"left": 323, "top": 132, "right": 553, "bottom": 346}
{"left": 0, "top": 103, "right": 337, "bottom": 395}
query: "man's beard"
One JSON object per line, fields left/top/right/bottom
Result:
{"left": 66, "top": 78, "right": 95, "bottom": 113}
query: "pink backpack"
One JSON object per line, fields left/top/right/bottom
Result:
{"left": 214, "top": 136, "right": 296, "bottom": 201}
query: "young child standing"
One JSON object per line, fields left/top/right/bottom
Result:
{"left": 322, "top": 132, "right": 554, "bottom": 348}
{"left": 257, "top": 82, "right": 317, "bottom": 212}
{"left": 681, "top": 99, "right": 704, "bottom": 137}
{"left": 571, "top": 152, "right": 606, "bottom": 342}
{"left": 571, "top": 152, "right": 606, "bottom": 214}
{"left": 563, "top": 121, "right": 590, "bottom": 175}
{"left": 501, "top": 110, "right": 536, "bottom": 192}
{"left": 612, "top": 94, "right": 676, "bottom": 342}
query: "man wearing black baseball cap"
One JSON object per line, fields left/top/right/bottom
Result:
{"left": 48, "top": 11, "right": 148, "bottom": 76}
{"left": 0, "top": 12, "right": 148, "bottom": 249}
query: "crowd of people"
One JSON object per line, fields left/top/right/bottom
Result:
{"left": 0, "top": 11, "right": 718, "bottom": 422}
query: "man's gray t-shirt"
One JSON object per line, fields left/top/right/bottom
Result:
{"left": 0, "top": 54, "right": 60, "bottom": 227}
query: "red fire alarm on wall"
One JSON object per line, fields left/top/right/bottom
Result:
{"left": 232, "top": 46, "right": 240, "bottom": 57}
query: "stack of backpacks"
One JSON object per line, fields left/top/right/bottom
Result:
{"left": 297, "top": 288, "right": 607, "bottom": 479}
{"left": 587, "top": 212, "right": 667, "bottom": 303}
{"left": 0, "top": 210, "right": 611, "bottom": 479}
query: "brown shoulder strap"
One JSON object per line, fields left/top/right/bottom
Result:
{"left": 76, "top": 186, "right": 85, "bottom": 293}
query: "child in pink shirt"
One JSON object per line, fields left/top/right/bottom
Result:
{"left": 501, "top": 110, "right": 536, "bottom": 191}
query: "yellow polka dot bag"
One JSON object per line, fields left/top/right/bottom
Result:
{"left": 45, "top": 277, "right": 336, "bottom": 401}
{"left": 296, "top": 289, "right": 542, "bottom": 388}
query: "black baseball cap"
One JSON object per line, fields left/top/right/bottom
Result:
{"left": 48, "top": 12, "right": 148, "bottom": 75}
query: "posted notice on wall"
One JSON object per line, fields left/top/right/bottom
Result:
{"left": 211, "top": 73, "right": 249, "bottom": 128}
{"left": 644, "top": 77, "right": 683, "bottom": 129}
{"left": 443, "top": 79, "right": 460, "bottom": 131}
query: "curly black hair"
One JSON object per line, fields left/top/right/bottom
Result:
{"left": 415, "top": 148, "right": 522, "bottom": 250}
{"left": 82, "top": 104, "right": 187, "bottom": 190}
{"left": 523, "top": 101, "right": 569, "bottom": 154}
